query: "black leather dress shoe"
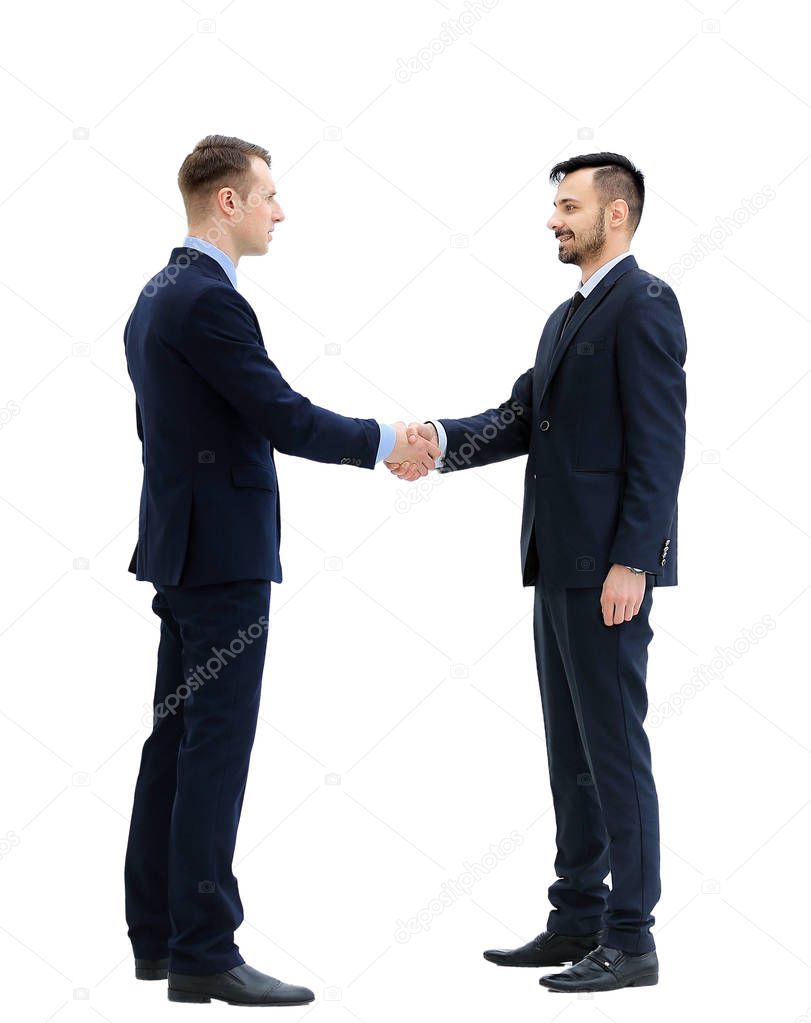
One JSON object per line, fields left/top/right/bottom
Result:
{"left": 135, "top": 957, "right": 169, "bottom": 980}
{"left": 483, "top": 929, "right": 603, "bottom": 967}
{"left": 168, "top": 963, "right": 315, "bottom": 1006}
{"left": 539, "top": 944, "right": 658, "bottom": 992}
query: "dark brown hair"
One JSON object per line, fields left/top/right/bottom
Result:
{"left": 549, "top": 152, "right": 645, "bottom": 234}
{"left": 177, "top": 135, "right": 271, "bottom": 219}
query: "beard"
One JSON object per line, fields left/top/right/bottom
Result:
{"left": 558, "top": 208, "right": 607, "bottom": 266}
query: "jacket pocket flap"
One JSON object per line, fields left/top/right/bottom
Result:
{"left": 231, "top": 463, "right": 275, "bottom": 491}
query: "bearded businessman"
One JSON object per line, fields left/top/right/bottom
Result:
{"left": 123, "top": 135, "right": 439, "bottom": 1007}
{"left": 388, "top": 153, "right": 686, "bottom": 993}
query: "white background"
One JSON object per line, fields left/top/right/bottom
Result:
{"left": 1, "top": 0, "right": 808, "bottom": 1019}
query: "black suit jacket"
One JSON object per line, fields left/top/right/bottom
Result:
{"left": 124, "top": 247, "right": 379, "bottom": 587}
{"left": 437, "top": 255, "right": 687, "bottom": 588}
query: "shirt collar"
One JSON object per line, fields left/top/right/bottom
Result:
{"left": 577, "top": 250, "right": 632, "bottom": 300}
{"left": 182, "top": 235, "right": 237, "bottom": 289}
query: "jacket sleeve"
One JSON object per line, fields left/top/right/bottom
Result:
{"left": 436, "top": 367, "right": 533, "bottom": 473}
{"left": 608, "top": 282, "right": 687, "bottom": 573}
{"left": 166, "top": 285, "right": 379, "bottom": 468}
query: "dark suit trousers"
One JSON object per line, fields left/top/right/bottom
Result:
{"left": 533, "top": 576, "right": 660, "bottom": 954}
{"left": 124, "top": 579, "right": 271, "bottom": 974}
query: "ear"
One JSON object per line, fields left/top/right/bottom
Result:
{"left": 610, "top": 198, "right": 629, "bottom": 229}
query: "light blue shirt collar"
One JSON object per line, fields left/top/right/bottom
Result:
{"left": 182, "top": 235, "right": 237, "bottom": 289}
{"left": 578, "top": 250, "right": 632, "bottom": 299}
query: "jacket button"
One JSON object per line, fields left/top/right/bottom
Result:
{"left": 539, "top": 419, "right": 550, "bottom": 431}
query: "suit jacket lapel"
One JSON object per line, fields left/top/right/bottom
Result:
{"left": 539, "top": 254, "right": 637, "bottom": 403}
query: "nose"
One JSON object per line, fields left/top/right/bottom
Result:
{"left": 547, "top": 214, "right": 561, "bottom": 231}
{"left": 274, "top": 204, "right": 285, "bottom": 223}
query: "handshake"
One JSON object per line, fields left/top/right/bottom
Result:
{"left": 384, "top": 422, "right": 441, "bottom": 482}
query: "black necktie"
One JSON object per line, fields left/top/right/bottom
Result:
{"left": 551, "top": 289, "right": 585, "bottom": 367}
{"left": 561, "top": 289, "right": 585, "bottom": 333}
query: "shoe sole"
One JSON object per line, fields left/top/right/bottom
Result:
{"left": 484, "top": 959, "right": 571, "bottom": 967}
{"left": 543, "top": 972, "right": 659, "bottom": 992}
{"left": 484, "top": 952, "right": 596, "bottom": 968}
{"left": 168, "top": 988, "right": 314, "bottom": 1006}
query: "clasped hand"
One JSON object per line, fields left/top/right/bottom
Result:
{"left": 384, "top": 422, "right": 439, "bottom": 481}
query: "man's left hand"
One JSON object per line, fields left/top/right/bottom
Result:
{"left": 600, "top": 564, "right": 646, "bottom": 626}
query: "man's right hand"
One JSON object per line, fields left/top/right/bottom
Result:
{"left": 384, "top": 421, "right": 439, "bottom": 479}
{"left": 385, "top": 422, "right": 439, "bottom": 481}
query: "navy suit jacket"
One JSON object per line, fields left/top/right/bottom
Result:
{"left": 437, "top": 255, "right": 687, "bottom": 588}
{"left": 124, "top": 247, "right": 379, "bottom": 586}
